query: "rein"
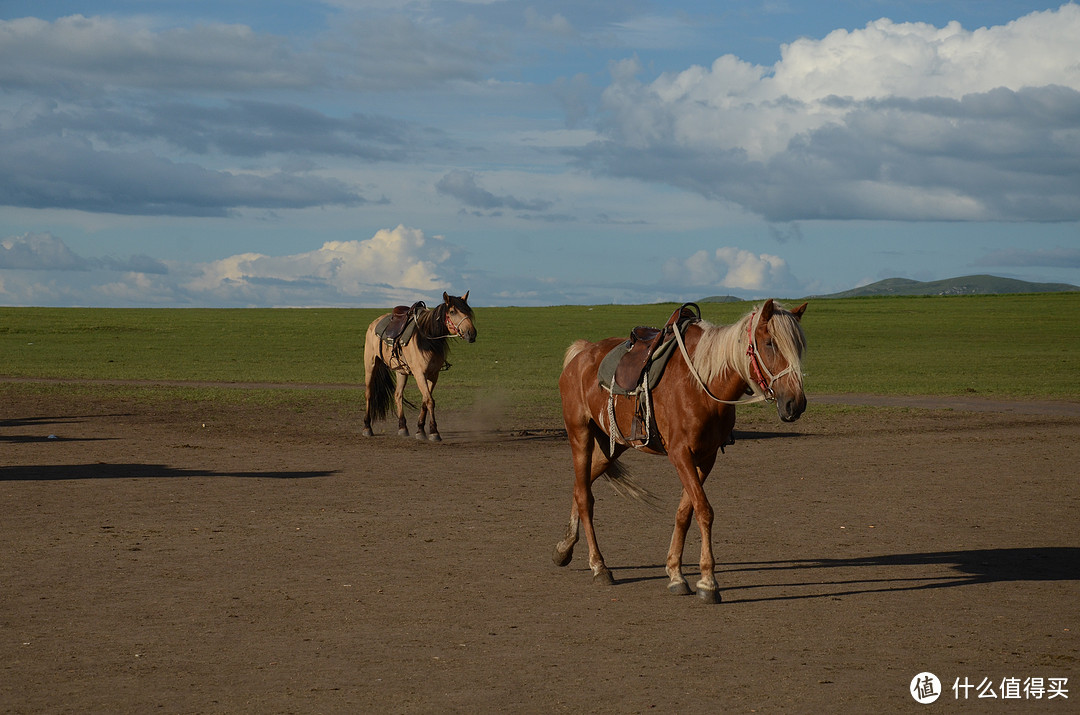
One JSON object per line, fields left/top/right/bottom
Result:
{"left": 671, "top": 311, "right": 793, "bottom": 405}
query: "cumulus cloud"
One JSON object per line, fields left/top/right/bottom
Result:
{"left": 436, "top": 170, "right": 553, "bottom": 212}
{"left": 183, "top": 225, "right": 467, "bottom": 305}
{"left": 663, "top": 247, "right": 796, "bottom": 293}
{"left": 0, "top": 226, "right": 468, "bottom": 307}
{"left": 580, "top": 4, "right": 1080, "bottom": 222}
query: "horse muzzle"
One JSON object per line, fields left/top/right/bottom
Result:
{"left": 776, "top": 391, "right": 806, "bottom": 422}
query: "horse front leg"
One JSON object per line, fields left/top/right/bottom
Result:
{"left": 666, "top": 489, "right": 694, "bottom": 595}
{"left": 415, "top": 374, "right": 440, "bottom": 442}
{"left": 670, "top": 450, "right": 720, "bottom": 603}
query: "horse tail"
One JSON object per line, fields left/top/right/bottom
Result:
{"left": 563, "top": 339, "right": 591, "bottom": 369}
{"left": 602, "top": 459, "right": 661, "bottom": 511}
{"left": 367, "top": 358, "right": 396, "bottom": 421}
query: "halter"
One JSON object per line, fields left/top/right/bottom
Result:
{"left": 444, "top": 304, "right": 471, "bottom": 338}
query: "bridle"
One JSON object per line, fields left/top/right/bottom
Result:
{"left": 443, "top": 305, "right": 472, "bottom": 339}
{"left": 745, "top": 310, "right": 796, "bottom": 399}
{"left": 672, "top": 311, "right": 796, "bottom": 405}
{"left": 407, "top": 302, "right": 471, "bottom": 341}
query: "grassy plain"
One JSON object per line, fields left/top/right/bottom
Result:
{"left": 2, "top": 293, "right": 1078, "bottom": 422}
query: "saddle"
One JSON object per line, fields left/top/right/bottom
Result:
{"left": 597, "top": 303, "right": 701, "bottom": 450}
{"left": 379, "top": 301, "right": 426, "bottom": 345}
{"left": 612, "top": 303, "right": 701, "bottom": 393}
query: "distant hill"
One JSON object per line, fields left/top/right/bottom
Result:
{"left": 814, "top": 274, "right": 1079, "bottom": 299}
{"left": 698, "top": 295, "right": 743, "bottom": 303}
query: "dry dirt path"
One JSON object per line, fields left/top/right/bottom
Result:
{"left": 2, "top": 388, "right": 1077, "bottom": 712}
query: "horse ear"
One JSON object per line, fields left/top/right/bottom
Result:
{"left": 759, "top": 299, "right": 776, "bottom": 322}
{"left": 443, "top": 291, "right": 450, "bottom": 303}
{"left": 790, "top": 302, "right": 807, "bottom": 321}
{"left": 462, "top": 290, "right": 469, "bottom": 303}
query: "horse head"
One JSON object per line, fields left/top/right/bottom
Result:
{"left": 443, "top": 291, "right": 477, "bottom": 343}
{"left": 752, "top": 299, "right": 807, "bottom": 422}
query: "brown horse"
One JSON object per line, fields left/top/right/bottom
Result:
{"left": 362, "top": 291, "right": 477, "bottom": 442}
{"left": 553, "top": 299, "right": 807, "bottom": 603}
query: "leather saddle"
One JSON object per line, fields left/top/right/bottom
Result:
{"left": 613, "top": 303, "right": 700, "bottom": 393}
{"left": 381, "top": 301, "right": 427, "bottom": 344}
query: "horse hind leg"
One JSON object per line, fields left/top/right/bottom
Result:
{"left": 552, "top": 504, "right": 579, "bottom": 567}
{"left": 363, "top": 354, "right": 393, "bottom": 437}
{"left": 394, "top": 372, "right": 410, "bottom": 437}
{"left": 553, "top": 430, "right": 616, "bottom": 584}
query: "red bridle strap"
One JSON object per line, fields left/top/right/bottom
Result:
{"left": 746, "top": 311, "right": 772, "bottom": 396}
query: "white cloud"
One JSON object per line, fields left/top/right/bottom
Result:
{"left": 663, "top": 247, "right": 796, "bottom": 293}
{"left": 0, "top": 226, "right": 468, "bottom": 307}
{"left": 183, "top": 225, "right": 466, "bottom": 305}
{"left": 583, "top": 4, "right": 1080, "bottom": 222}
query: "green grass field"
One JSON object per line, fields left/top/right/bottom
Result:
{"left": 2, "top": 294, "right": 1077, "bottom": 421}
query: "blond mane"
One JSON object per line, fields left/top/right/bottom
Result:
{"left": 690, "top": 303, "right": 807, "bottom": 395}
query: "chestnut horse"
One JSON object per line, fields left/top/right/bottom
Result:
{"left": 553, "top": 299, "right": 807, "bottom": 603}
{"left": 362, "top": 292, "right": 477, "bottom": 442}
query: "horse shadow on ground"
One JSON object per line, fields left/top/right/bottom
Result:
{"left": 0, "top": 463, "right": 338, "bottom": 481}
{"left": 0, "top": 414, "right": 129, "bottom": 444}
{"left": 1, "top": 414, "right": 133, "bottom": 428}
{"left": 731, "top": 429, "right": 808, "bottom": 442}
{"left": 612, "top": 548, "right": 1080, "bottom": 603}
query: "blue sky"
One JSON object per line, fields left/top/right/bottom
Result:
{"left": 1, "top": 1, "right": 1078, "bottom": 307}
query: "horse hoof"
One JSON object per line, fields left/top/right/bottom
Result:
{"left": 414, "top": 430, "right": 426, "bottom": 441}
{"left": 361, "top": 428, "right": 374, "bottom": 437}
{"left": 552, "top": 547, "right": 572, "bottom": 567}
{"left": 593, "top": 569, "right": 615, "bottom": 586}
{"left": 667, "top": 581, "right": 692, "bottom": 596}
{"left": 398, "top": 428, "right": 409, "bottom": 437}
{"left": 428, "top": 432, "right": 442, "bottom": 442}
{"left": 696, "top": 587, "right": 722, "bottom": 604}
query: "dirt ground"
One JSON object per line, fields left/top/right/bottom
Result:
{"left": 2, "top": 388, "right": 1078, "bottom": 713}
